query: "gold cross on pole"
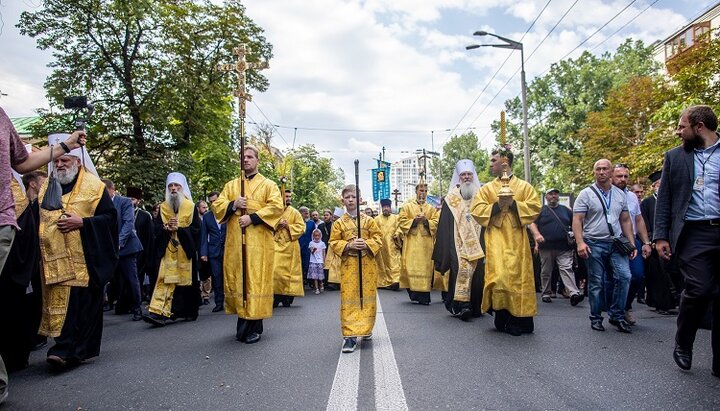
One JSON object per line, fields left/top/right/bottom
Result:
{"left": 218, "top": 44, "right": 269, "bottom": 118}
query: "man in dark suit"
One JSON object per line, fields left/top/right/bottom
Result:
{"left": 655, "top": 105, "right": 720, "bottom": 377}
{"left": 103, "top": 180, "right": 144, "bottom": 321}
{"left": 202, "top": 192, "right": 226, "bottom": 312}
{"left": 127, "top": 187, "right": 155, "bottom": 302}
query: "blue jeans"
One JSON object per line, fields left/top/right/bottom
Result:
{"left": 585, "top": 239, "right": 631, "bottom": 322}
{"left": 603, "top": 237, "right": 645, "bottom": 310}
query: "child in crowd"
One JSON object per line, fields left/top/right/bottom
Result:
{"left": 308, "top": 229, "right": 327, "bottom": 294}
{"left": 329, "top": 185, "right": 382, "bottom": 353}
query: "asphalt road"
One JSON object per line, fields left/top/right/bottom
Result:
{"left": 6, "top": 289, "right": 720, "bottom": 410}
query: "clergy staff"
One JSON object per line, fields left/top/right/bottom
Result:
{"left": 273, "top": 190, "right": 306, "bottom": 307}
{"left": 213, "top": 145, "right": 283, "bottom": 344}
{"left": 433, "top": 160, "right": 485, "bottom": 321}
{"left": 142, "top": 172, "right": 201, "bottom": 326}
{"left": 329, "top": 185, "right": 382, "bottom": 353}
{"left": 398, "top": 180, "right": 439, "bottom": 305}
{"left": 38, "top": 135, "right": 118, "bottom": 369}
{"left": 374, "top": 198, "right": 402, "bottom": 291}
{"left": 471, "top": 147, "right": 541, "bottom": 336}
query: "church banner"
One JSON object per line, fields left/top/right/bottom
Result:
{"left": 372, "top": 167, "right": 391, "bottom": 202}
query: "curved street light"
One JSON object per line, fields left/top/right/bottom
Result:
{"left": 466, "top": 31, "right": 531, "bottom": 183}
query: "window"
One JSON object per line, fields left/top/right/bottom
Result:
{"left": 665, "top": 21, "right": 712, "bottom": 61}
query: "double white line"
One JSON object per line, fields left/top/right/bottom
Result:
{"left": 326, "top": 297, "right": 408, "bottom": 411}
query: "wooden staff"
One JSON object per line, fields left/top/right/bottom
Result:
{"left": 354, "top": 160, "right": 363, "bottom": 310}
{"left": 239, "top": 121, "right": 249, "bottom": 307}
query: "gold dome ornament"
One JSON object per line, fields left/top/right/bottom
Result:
{"left": 497, "top": 161, "right": 514, "bottom": 198}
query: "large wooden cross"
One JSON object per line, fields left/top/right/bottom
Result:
{"left": 218, "top": 44, "right": 269, "bottom": 118}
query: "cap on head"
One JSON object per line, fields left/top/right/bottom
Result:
{"left": 380, "top": 199, "right": 392, "bottom": 207}
{"left": 545, "top": 188, "right": 560, "bottom": 195}
{"left": 648, "top": 170, "right": 661, "bottom": 183}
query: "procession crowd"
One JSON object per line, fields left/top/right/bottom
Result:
{"left": 0, "top": 104, "right": 718, "bottom": 406}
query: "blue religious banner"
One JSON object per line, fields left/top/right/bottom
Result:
{"left": 372, "top": 167, "right": 391, "bottom": 202}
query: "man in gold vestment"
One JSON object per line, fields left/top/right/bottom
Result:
{"left": 398, "top": 182, "right": 439, "bottom": 305}
{"left": 374, "top": 198, "right": 401, "bottom": 290}
{"left": 273, "top": 190, "right": 305, "bottom": 308}
{"left": 213, "top": 146, "right": 283, "bottom": 344}
{"left": 330, "top": 185, "right": 382, "bottom": 353}
{"left": 471, "top": 148, "right": 541, "bottom": 336}
{"left": 143, "top": 172, "right": 201, "bottom": 326}
{"left": 38, "top": 137, "right": 118, "bottom": 369}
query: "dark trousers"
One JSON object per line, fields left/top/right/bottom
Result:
{"left": 674, "top": 223, "right": 720, "bottom": 371}
{"left": 209, "top": 256, "right": 224, "bottom": 306}
{"left": 118, "top": 253, "right": 141, "bottom": 311}
{"left": 236, "top": 318, "right": 263, "bottom": 340}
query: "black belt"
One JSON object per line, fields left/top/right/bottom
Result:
{"left": 685, "top": 219, "right": 720, "bottom": 226}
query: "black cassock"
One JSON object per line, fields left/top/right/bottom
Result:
{"left": 47, "top": 182, "right": 118, "bottom": 363}
{"left": 0, "top": 200, "right": 39, "bottom": 371}
{"left": 432, "top": 200, "right": 485, "bottom": 319}
{"left": 641, "top": 195, "right": 678, "bottom": 311}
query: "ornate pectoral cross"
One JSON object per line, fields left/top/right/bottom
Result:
{"left": 217, "top": 44, "right": 269, "bottom": 118}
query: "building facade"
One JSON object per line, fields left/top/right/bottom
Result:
{"left": 653, "top": 2, "right": 720, "bottom": 72}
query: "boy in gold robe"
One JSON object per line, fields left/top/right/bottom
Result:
{"left": 273, "top": 190, "right": 305, "bottom": 307}
{"left": 398, "top": 182, "right": 439, "bottom": 305}
{"left": 329, "top": 185, "right": 382, "bottom": 353}
{"left": 471, "top": 148, "right": 541, "bottom": 336}
{"left": 213, "top": 146, "right": 283, "bottom": 344}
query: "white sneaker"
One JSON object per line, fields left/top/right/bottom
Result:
{"left": 342, "top": 337, "right": 357, "bottom": 353}
{"left": 314, "top": 289, "right": 320, "bottom": 295}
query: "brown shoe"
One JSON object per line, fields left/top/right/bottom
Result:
{"left": 624, "top": 310, "right": 637, "bottom": 326}
{"left": 47, "top": 355, "right": 67, "bottom": 369}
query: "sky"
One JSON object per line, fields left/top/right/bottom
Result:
{"left": 0, "top": 0, "right": 713, "bottom": 200}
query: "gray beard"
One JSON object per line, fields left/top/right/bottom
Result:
{"left": 166, "top": 192, "right": 182, "bottom": 213}
{"left": 56, "top": 164, "right": 79, "bottom": 185}
{"left": 459, "top": 182, "right": 477, "bottom": 201}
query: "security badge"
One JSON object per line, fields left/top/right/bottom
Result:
{"left": 693, "top": 174, "right": 705, "bottom": 191}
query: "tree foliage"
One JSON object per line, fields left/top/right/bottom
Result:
{"left": 18, "top": 0, "right": 271, "bottom": 203}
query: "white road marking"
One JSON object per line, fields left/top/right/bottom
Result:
{"left": 327, "top": 336, "right": 361, "bottom": 411}
{"left": 373, "top": 297, "right": 409, "bottom": 411}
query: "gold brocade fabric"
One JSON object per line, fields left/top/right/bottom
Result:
{"left": 11, "top": 179, "right": 28, "bottom": 218}
{"left": 373, "top": 213, "right": 401, "bottom": 287}
{"left": 213, "top": 174, "right": 283, "bottom": 319}
{"left": 325, "top": 246, "right": 341, "bottom": 284}
{"left": 470, "top": 177, "right": 541, "bottom": 317}
{"left": 37, "top": 168, "right": 104, "bottom": 337}
{"left": 273, "top": 206, "right": 305, "bottom": 297}
{"left": 148, "top": 197, "right": 195, "bottom": 317}
{"left": 397, "top": 200, "right": 439, "bottom": 292}
{"left": 445, "top": 188, "right": 484, "bottom": 302}
{"left": 329, "top": 213, "right": 382, "bottom": 337}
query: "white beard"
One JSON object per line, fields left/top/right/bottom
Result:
{"left": 459, "top": 181, "right": 478, "bottom": 201}
{"left": 166, "top": 191, "right": 182, "bottom": 213}
{"left": 56, "top": 163, "right": 79, "bottom": 185}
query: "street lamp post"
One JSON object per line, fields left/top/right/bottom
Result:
{"left": 466, "top": 31, "right": 531, "bottom": 183}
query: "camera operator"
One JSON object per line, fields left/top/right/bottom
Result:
{"left": 0, "top": 106, "right": 85, "bottom": 404}
{"left": 529, "top": 189, "right": 584, "bottom": 306}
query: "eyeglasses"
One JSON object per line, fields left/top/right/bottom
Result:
{"left": 614, "top": 163, "right": 629, "bottom": 169}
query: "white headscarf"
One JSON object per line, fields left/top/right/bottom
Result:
{"left": 448, "top": 159, "right": 481, "bottom": 195}
{"left": 165, "top": 172, "right": 192, "bottom": 202}
{"left": 47, "top": 133, "right": 98, "bottom": 177}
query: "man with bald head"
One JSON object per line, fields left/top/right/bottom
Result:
{"left": 573, "top": 159, "right": 637, "bottom": 333}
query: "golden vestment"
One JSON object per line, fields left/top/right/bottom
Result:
{"left": 470, "top": 176, "right": 541, "bottom": 317}
{"left": 398, "top": 200, "right": 438, "bottom": 292}
{"left": 273, "top": 205, "right": 305, "bottom": 297}
{"left": 373, "top": 213, "right": 401, "bottom": 288}
{"left": 329, "top": 213, "right": 382, "bottom": 337}
{"left": 38, "top": 168, "right": 104, "bottom": 337}
{"left": 444, "top": 187, "right": 484, "bottom": 302}
{"left": 213, "top": 174, "right": 283, "bottom": 320}
{"left": 148, "top": 197, "right": 196, "bottom": 317}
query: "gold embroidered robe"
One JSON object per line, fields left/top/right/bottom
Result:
{"left": 214, "top": 174, "right": 283, "bottom": 319}
{"left": 398, "top": 200, "right": 439, "bottom": 292}
{"left": 470, "top": 176, "right": 541, "bottom": 317}
{"left": 373, "top": 213, "right": 401, "bottom": 287}
{"left": 273, "top": 205, "right": 305, "bottom": 297}
{"left": 330, "top": 213, "right": 382, "bottom": 337}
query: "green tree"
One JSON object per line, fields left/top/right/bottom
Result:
{"left": 19, "top": 0, "right": 271, "bottom": 202}
{"left": 431, "top": 132, "right": 491, "bottom": 194}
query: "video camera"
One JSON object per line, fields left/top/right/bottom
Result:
{"left": 63, "top": 96, "right": 95, "bottom": 131}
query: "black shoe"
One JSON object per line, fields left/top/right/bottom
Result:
{"left": 212, "top": 305, "right": 223, "bottom": 313}
{"left": 541, "top": 296, "right": 552, "bottom": 303}
{"left": 245, "top": 332, "right": 261, "bottom": 344}
{"left": 203, "top": 298, "right": 210, "bottom": 305}
{"left": 418, "top": 300, "right": 430, "bottom": 306}
{"left": 342, "top": 337, "right": 357, "bottom": 353}
{"left": 591, "top": 321, "right": 605, "bottom": 331}
{"left": 184, "top": 315, "right": 198, "bottom": 321}
{"left": 608, "top": 319, "right": 632, "bottom": 333}
{"left": 46, "top": 355, "right": 67, "bottom": 369}
{"left": 506, "top": 325, "right": 522, "bottom": 336}
{"left": 570, "top": 294, "right": 584, "bottom": 306}
{"left": 458, "top": 308, "right": 473, "bottom": 322}
{"left": 102, "top": 303, "right": 114, "bottom": 312}
{"left": 131, "top": 309, "right": 143, "bottom": 321}
{"left": 673, "top": 346, "right": 692, "bottom": 370}
{"left": 636, "top": 297, "right": 646, "bottom": 305}
{"left": 388, "top": 283, "right": 400, "bottom": 291}
{"left": 142, "top": 312, "right": 167, "bottom": 327}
